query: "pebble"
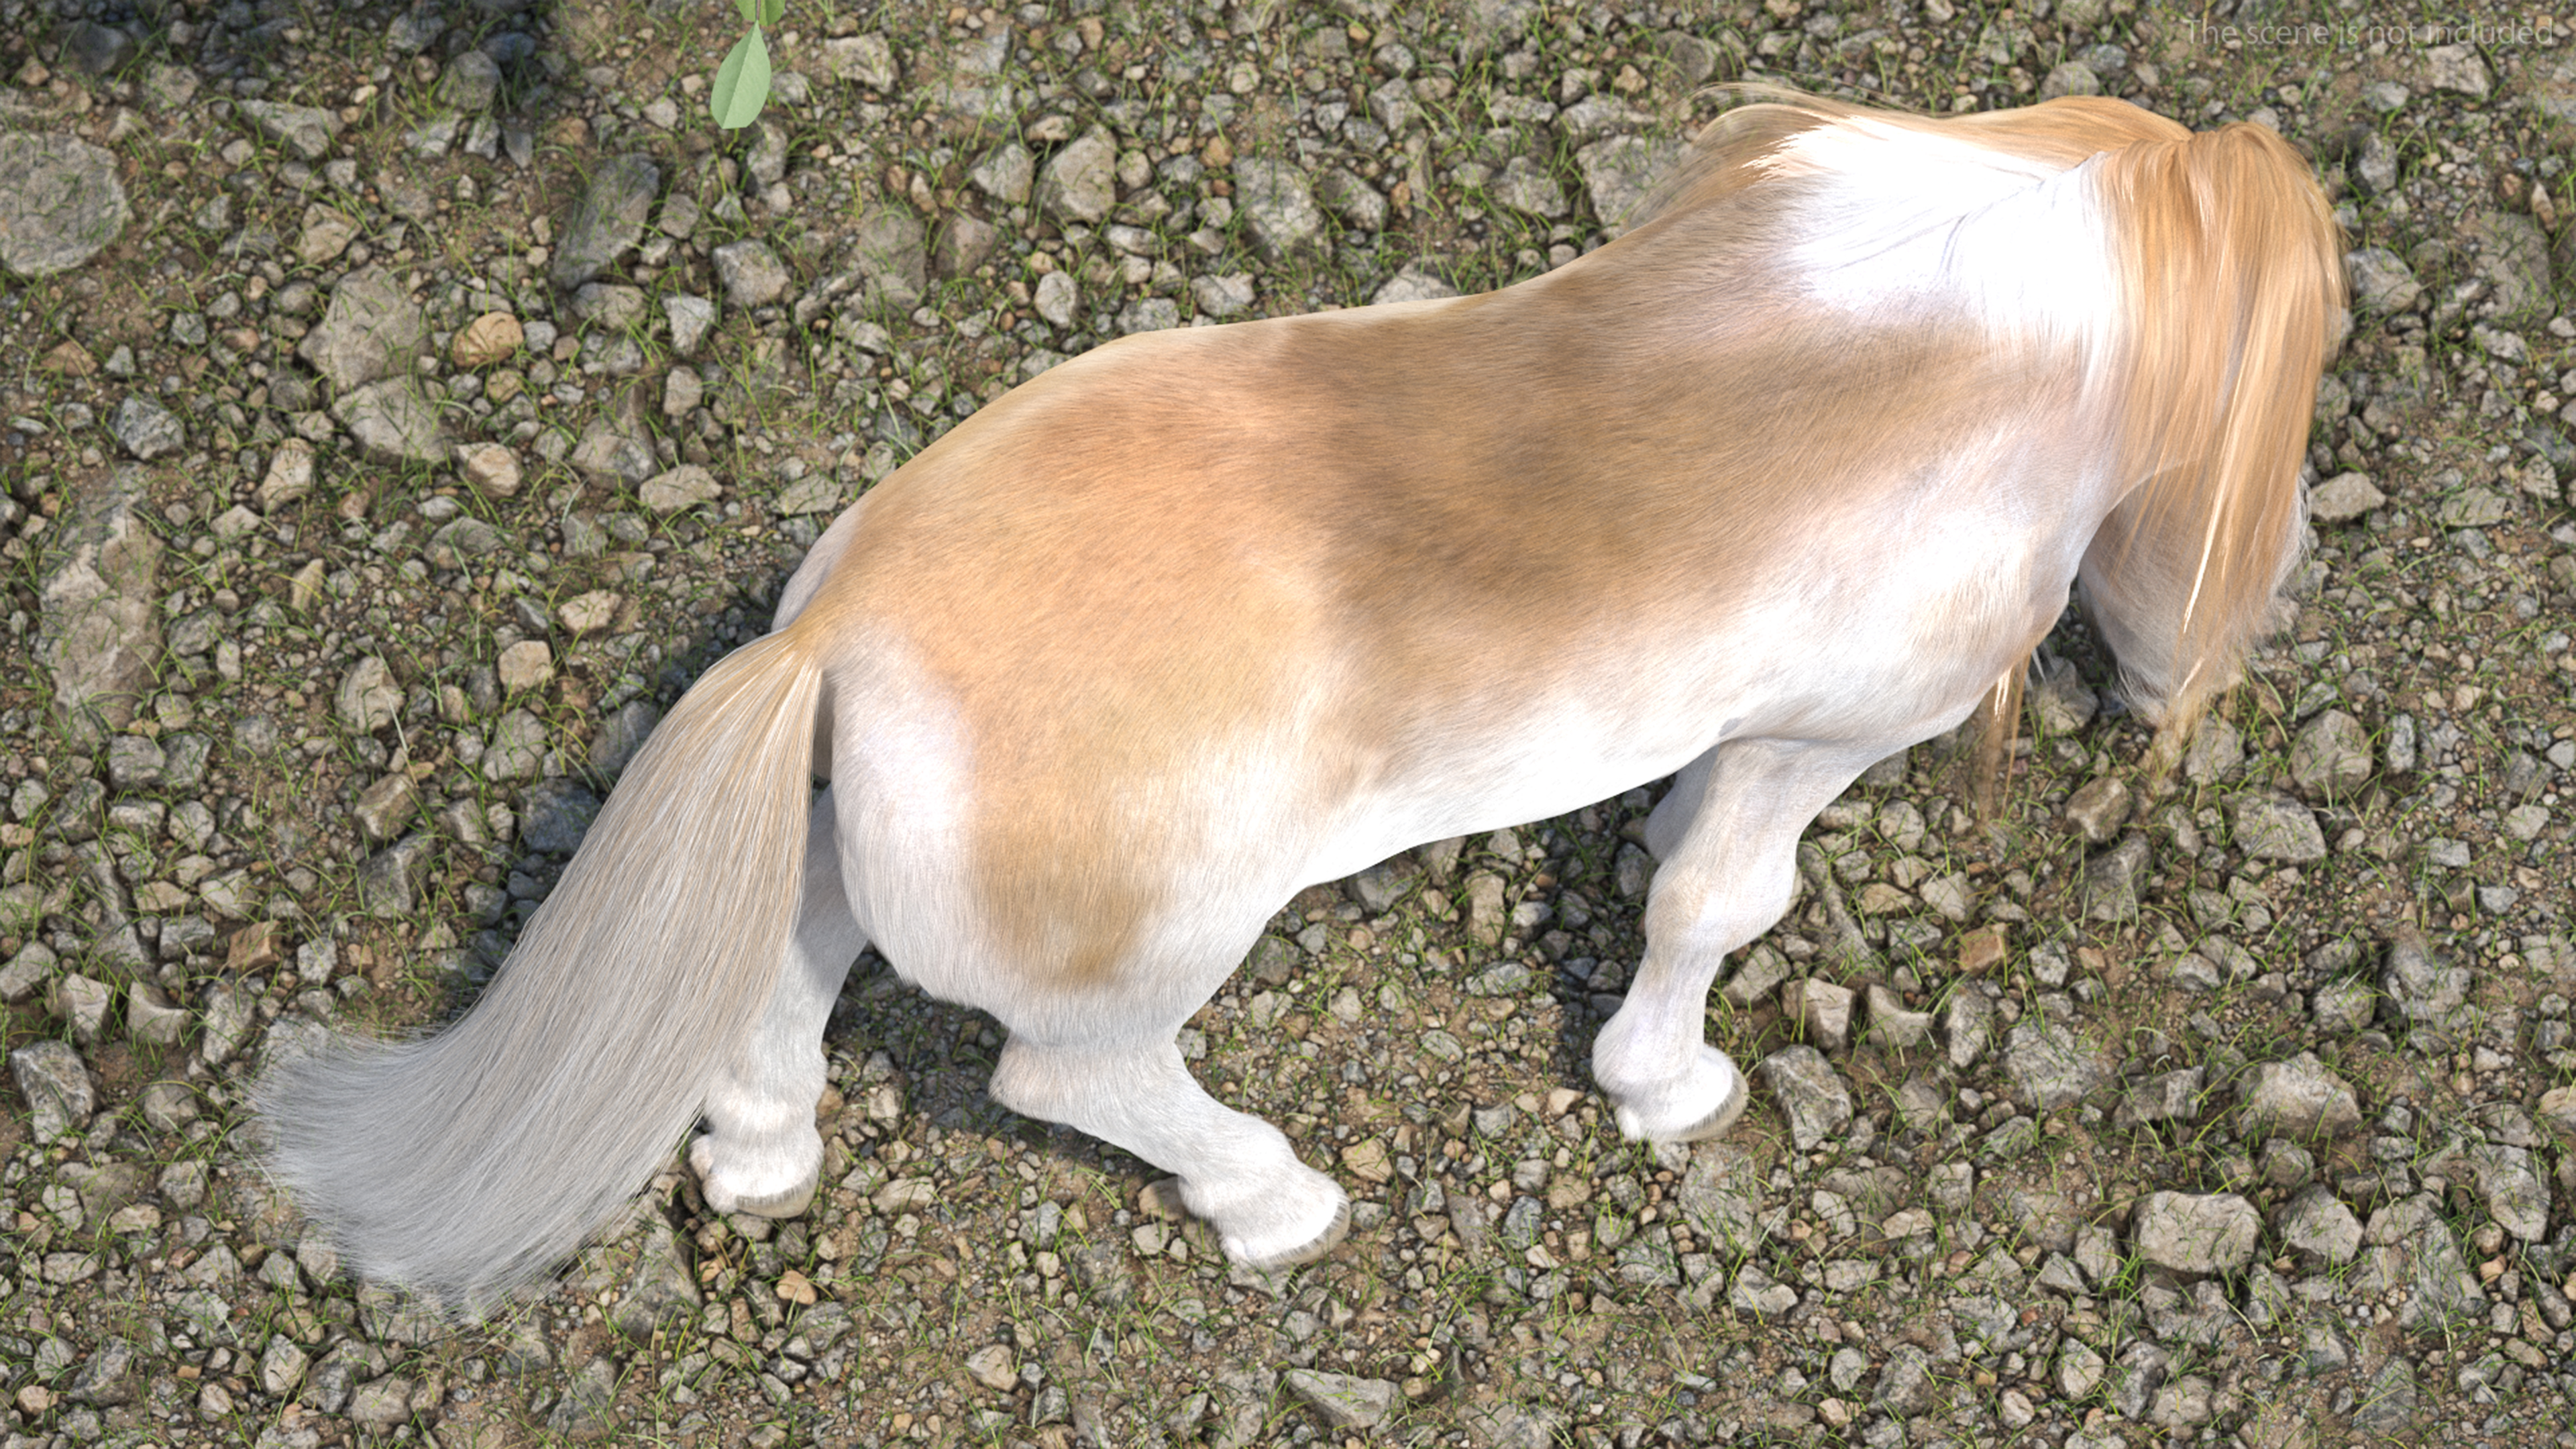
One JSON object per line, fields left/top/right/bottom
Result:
{"left": 1755, "top": 1044, "right": 1852, "bottom": 1151}
{"left": 2132, "top": 1191, "right": 2259, "bottom": 1274}
{"left": 1036, "top": 129, "right": 1117, "bottom": 225}
{"left": 2236, "top": 1051, "right": 2361, "bottom": 1137}
{"left": 1231, "top": 157, "right": 1330, "bottom": 263}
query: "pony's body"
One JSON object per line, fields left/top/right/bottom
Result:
{"left": 256, "top": 95, "right": 2343, "bottom": 1301}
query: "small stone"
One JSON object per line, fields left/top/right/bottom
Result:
{"left": 256, "top": 438, "right": 319, "bottom": 512}
{"left": 1576, "top": 134, "right": 1687, "bottom": 230}
{"left": 665, "top": 294, "right": 717, "bottom": 355}
{"left": 2133, "top": 1191, "right": 2260, "bottom": 1274}
{"left": 2063, "top": 775, "right": 2131, "bottom": 844}
{"left": 559, "top": 590, "right": 621, "bottom": 636}
{"left": 337, "top": 656, "right": 402, "bottom": 733}
{"left": 821, "top": 32, "right": 898, "bottom": 89}
{"left": 1489, "top": 155, "right": 1569, "bottom": 217}
{"left": 965, "top": 1344, "right": 1018, "bottom": 1393}
{"left": 1864, "top": 983, "right": 1932, "bottom": 1049}
{"left": 1232, "top": 156, "right": 1330, "bottom": 263}
{"left": 109, "top": 396, "right": 184, "bottom": 459}
{"left": 301, "top": 265, "right": 427, "bottom": 391}
{"left": 2352, "top": 1356, "right": 2416, "bottom": 1438}
{"left": 48, "top": 973, "right": 111, "bottom": 1044}
{"left": 2237, "top": 1051, "right": 2361, "bottom": 1137}
{"left": 237, "top": 99, "right": 341, "bottom": 160}
{"left": 1037, "top": 129, "right": 1117, "bottom": 224}
{"left": 968, "top": 140, "right": 1034, "bottom": 205}
{"left": 552, "top": 153, "right": 659, "bottom": 290}
{"left": 497, "top": 640, "right": 554, "bottom": 694}
{"left": 10, "top": 1040, "right": 95, "bottom": 1143}
{"left": 2081, "top": 833, "right": 2151, "bottom": 922}
{"left": 359, "top": 833, "right": 437, "bottom": 918}
{"left": 2004, "top": 1019, "right": 2103, "bottom": 1110}
{"left": 333, "top": 379, "right": 448, "bottom": 464}
{"left": 640, "top": 464, "right": 721, "bottom": 512}
{"left": 2469, "top": 1143, "right": 2549, "bottom": 1241}
{"left": 1191, "top": 273, "right": 1256, "bottom": 319}
{"left": 1756, "top": 1044, "right": 1854, "bottom": 1152}
{"left": 2229, "top": 794, "right": 2325, "bottom": 863}
{"left": 2426, "top": 42, "right": 2491, "bottom": 99}
{"left": 1283, "top": 1368, "right": 1397, "bottom": 1430}
{"left": 712, "top": 239, "right": 790, "bottom": 308}
{"left": 2310, "top": 471, "right": 2387, "bottom": 523}
{"left": 2276, "top": 1185, "right": 2363, "bottom": 1263}
{"left": 2436, "top": 486, "right": 2510, "bottom": 529}
{"left": 1782, "top": 977, "right": 1854, "bottom": 1053}
{"left": 2288, "top": 710, "right": 2371, "bottom": 799}
{"left": 455, "top": 441, "right": 523, "bottom": 498}
{"left": 125, "top": 983, "right": 191, "bottom": 1046}
{"left": 452, "top": 311, "right": 523, "bottom": 366}
{"left": 353, "top": 773, "right": 419, "bottom": 845}
{"left": 570, "top": 282, "right": 647, "bottom": 329}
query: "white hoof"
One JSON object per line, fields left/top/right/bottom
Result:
{"left": 690, "top": 1132, "right": 820, "bottom": 1219}
{"left": 1193, "top": 1166, "right": 1350, "bottom": 1267}
{"left": 1608, "top": 1045, "right": 1748, "bottom": 1143}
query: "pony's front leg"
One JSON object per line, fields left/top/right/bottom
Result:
{"left": 1593, "top": 739, "right": 1881, "bottom": 1141}
{"left": 692, "top": 788, "right": 868, "bottom": 1216}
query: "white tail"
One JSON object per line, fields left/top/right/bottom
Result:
{"left": 254, "top": 631, "right": 821, "bottom": 1303}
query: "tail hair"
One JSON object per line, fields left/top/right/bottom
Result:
{"left": 253, "top": 630, "right": 822, "bottom": 1305}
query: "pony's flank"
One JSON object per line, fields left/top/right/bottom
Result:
{"left": 254, "top": 630, "right": 822, "bottom": 1303}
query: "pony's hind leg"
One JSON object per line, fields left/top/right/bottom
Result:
{"left": 1594, "top": 738, "right": 1884, "bottom": 1141}
{"left": 692, "top": 787, "right": 869, "bottom": 1217}
{"left": 989, "top": 1032, "right": 1349, "bottom": 1267}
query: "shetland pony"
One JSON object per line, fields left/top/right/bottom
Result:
{"left": 256, "top": 93, "right": 2342, "bottom": 1300}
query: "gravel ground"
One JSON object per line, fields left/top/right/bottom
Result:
{"left": 3, "top": 0, "right": 2576, "bottom": 1446}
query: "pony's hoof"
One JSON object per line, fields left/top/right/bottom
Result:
{"left": 690, "top": 1136, "right": 818, "bottom": 1218}
{"left": 1610, "top": 1046, "right": 1748, "bottom": 1143}
{"left": 1230, "top": 1199, "right": 1350, "bottom": 1270}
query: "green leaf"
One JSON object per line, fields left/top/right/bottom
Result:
{"left": 710, "top": 26, "right": 771, "bottom": 130}
{"left": 757, "top": 0, "right": 785, "bottom": 28}
{"left": 732, "top": 0, "right": 757, "bottom": 25}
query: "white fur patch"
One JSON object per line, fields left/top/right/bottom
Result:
{"left": 1764, "top": 117, "right": 2119, "bottom": 373}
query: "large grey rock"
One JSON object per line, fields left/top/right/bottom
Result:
{"left": 551, "top": 154, "right": 659, "bottom": 290}
{"left": 2133, "top": 1191, "right": 2259, "bottom": 1274}
{"left": 1371, "top": 261, "right": 1460, "bottom": 306}
{"left": 2229, "top": 794, "right": 2324, "bottom": 863}
{"left": 10, "top": 1040, "right": 95, "bottom": 1143}
{"left": 2289, "top": 710, "right": 2372, "bottom": 798}
{"left": 520, "top": 778, "right": 602, "bottom": 855}
{"left": 236, "top": 100, "right": 341, "bottom": 160}
{"left": 0, "top": 133, "right": 130, "bottom": 276}
{"left": 482, "top": 708, "right": 551, "bottom": 782}
{"left": 1036, "top": 129, "right": 1116, "bottom": 225}
{"left": 107, "top": 396, "right": 184, "bottom": 460}
{"left": 1755, "top": 1044, "right": 1852, "bottom": 1152}
{"left": 611, "top": 1216, "right": 702, "bottom": 1340}
{"left": 2237, "top": 1052, "right": 2361, "bottom": 1137}
{"left": 1232, "top": 157, "right": 1330, "bottom": 264}
{"left": 331, "top": 379, "right": 447, "bottom": 463}
{"left": 2464, "top": 208, "right": 2549, "bottom": 317}
{"left": 924, "top": 28, "right": 1015, "bottom": 129}
{"left": 38, "top": 467, "right": 164, "bottom": 744}
{"left": 2005, "top": 1019, "right": 2103, "bottom": 1110}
